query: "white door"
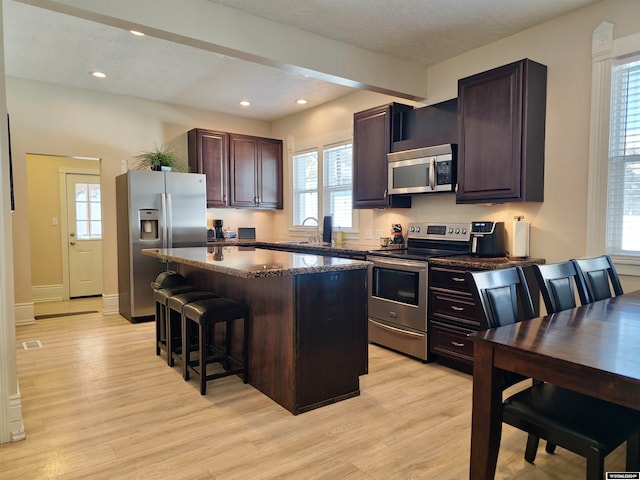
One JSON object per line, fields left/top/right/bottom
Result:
{"left": 66, "top": 173, "right": 103, "bottom": 297}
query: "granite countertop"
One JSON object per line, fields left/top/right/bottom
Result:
{"left": 207, "top": 239, "right": 402, "bottom": 257}
{"left": 429, "top": 255, "right": 545, "bottom": 270}
{"left": 205, "top": 239, "right": 545, "bottom": 270}
{"left": 142, "top": 246, "right": 371, "bottom": 279}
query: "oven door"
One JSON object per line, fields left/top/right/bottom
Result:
{"left": 368, "top": 255, "right": 427, "bottom": 332}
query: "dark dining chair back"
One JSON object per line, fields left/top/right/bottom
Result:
{"left": 466, "top": 266, "right": 535, "bottom": 329}
{"left": 572, "top": 255, "right": 623, "bottom": 303}
{"left": 532, "top": 261, "right": 589, "bottom": 314}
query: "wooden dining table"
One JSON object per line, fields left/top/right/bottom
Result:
{"left": 469, "top": 290, "right": 640, "bottom": 479}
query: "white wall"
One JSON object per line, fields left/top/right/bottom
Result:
{"left": 7, "top": 78, "right": 277, "bottom": 306}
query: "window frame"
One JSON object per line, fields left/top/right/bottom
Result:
{"left": 289, "top": 131, "right": 357, "bottom": 238}
{"left": 587, "top": 23, "right": 640, "bottom": 275}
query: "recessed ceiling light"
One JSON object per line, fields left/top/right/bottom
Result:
{"left": 130, "top": 30, "right": 145, "bottom": 36}
{"left": 240, "top": 100, "right": 251, "bottom": 107}
{"left": 91, "top": 71, "right": 106, "bottom": 78}
{"left": 295, "top": 99, "right": 308, "bottom": 105}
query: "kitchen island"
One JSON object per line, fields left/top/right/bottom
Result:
{"left": 143, "top": 245, "right": 370, "bottom": 414}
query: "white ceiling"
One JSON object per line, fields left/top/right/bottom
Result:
{"left": 3, "top": 0, "right": 597, "bottom": 121}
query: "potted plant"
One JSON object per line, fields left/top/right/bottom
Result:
{"left": 134, "top": 144, "right": 187, "bottom": 172}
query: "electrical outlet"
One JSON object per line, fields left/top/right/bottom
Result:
{"left": 364, "top": 229, "right": 372, "bottom": 240}
{"left": 375, "top": 229, "right": 383, "bottom": 239}
{"left": 121, "top": 159, "right": 128, "bottom": 173}
{"left": 51, "top": 217, "right": 58, "bottom": 226}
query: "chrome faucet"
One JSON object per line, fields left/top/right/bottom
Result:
{"left": 301, "top": 217, "right": 319, "bottom": 243}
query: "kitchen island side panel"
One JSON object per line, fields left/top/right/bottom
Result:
{"left": 180, "top": 265, "right": 297, "bottom": 412}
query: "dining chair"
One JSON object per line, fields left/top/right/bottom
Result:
{"left": 531, "top": 261, "right": 589, "bottom": 314}
{"left": 572, "top": 255, "right": 623, "bottom": 303}
{"left": 467, "top": 266, "right": 640, "bottom": 480}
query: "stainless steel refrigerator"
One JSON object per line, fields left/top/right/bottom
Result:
{"left": 116, "top": 170, "right": 206, "bottom": 322}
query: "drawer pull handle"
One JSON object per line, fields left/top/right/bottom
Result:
{"left": 452, "top": 277, "right": 466, "bottom": 282}
{"left": 451, "top": 341, "right": 465, "bottom": 347}
{"left": 451, "top": 306, "right": 464, "bottom": 311}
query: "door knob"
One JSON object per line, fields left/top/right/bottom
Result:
{"left": 70, "top": 241, "right": 76, "bottom": 246}
{"left": 70, "top": 232, "right": 76, "bottom": 237}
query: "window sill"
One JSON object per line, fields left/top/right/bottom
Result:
{"left": 610, "top": 255, "right": 640, "bottom": 277}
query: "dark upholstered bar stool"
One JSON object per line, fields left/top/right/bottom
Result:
{"left": 181, "top": 297, "right": 249, "bottom": 395}
{"left": 151, "top": 271, "right": 199, "bottom": 362}
{"left": 166, "top": 290, "right": 219, "bottom": 367}
{"left": 154, "top": 285, "right": 198, "bottom": 360}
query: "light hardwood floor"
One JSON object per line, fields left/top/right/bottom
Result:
{"left": 2, "top": 299, "right": 627, "bottom": 479}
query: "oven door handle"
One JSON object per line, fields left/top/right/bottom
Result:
{"left": 368, "top": 256, "right": 426, "bottom": 271}
{"left": 370, "top": 319, "right": 425, "bottom": 338}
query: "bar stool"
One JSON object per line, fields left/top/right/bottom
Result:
{"left": 151, "top": 270, "right": 197, "bottom": 357}
{"left": 181, "top": 297, "right": 249, "bottom": 395}
{"left": 166, "top": 290, "right": 219, "bottom": 367}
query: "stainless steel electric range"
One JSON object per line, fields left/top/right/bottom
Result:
{"left": 367, "top": 222, "right": 471, "bottom": 361}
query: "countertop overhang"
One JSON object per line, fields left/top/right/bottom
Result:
{"left": 142, "top": 246, "right": 371, "bottom": 279}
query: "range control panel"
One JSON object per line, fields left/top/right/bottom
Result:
{"left": 406, "top": 222, "right": 471, "bottom": 242}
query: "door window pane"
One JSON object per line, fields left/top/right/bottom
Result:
{"left": 75, "top": 181, "right": 102, "bottom": 239}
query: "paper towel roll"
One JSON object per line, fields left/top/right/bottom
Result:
{"left": 512, "top": 220, "right": 530, "bottom": 257}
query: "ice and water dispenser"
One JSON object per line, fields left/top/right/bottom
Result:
{"left": 139, "top": 209, "right": 159, "bottom": 241}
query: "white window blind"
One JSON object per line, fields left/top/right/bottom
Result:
{"left": 292, "top": 149, "right": 318, "bottom": 226}
{"left": 323, "top": 143, "right": 353, "bottom": 229}
{"left": 607, "top": 54, "right": 640, "bottom": 254}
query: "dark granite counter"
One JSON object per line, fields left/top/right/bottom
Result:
{"left": 142, "top": 245, "right": 371, "bottom": 279}
{"left": 203, "top": 239, "right": 545, "bottom": 270}
{"left": 429, "top": 255, "right": 545, "bottom": 270}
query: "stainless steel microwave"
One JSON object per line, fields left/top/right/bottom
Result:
{"left": 387, "top": 144, "right": 456, "bottom": 194}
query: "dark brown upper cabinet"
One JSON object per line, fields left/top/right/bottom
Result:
{"left": 229, "top": 134, "right": 283, "bottom": 210}
{"left": 353, "top": 103, "right": 413, "bottom": 209}
{"left": 188, "top": 128, "right": 229, "bottom": 208}
{"left": 457, "top": 59, "right": 547, "bottom": 204}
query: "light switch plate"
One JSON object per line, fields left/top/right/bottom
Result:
{"left": 375, "top": 229, "right": 383, "bottom": 239}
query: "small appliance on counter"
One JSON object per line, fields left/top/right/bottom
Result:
{"left": 214, "top": 219, "right": 224, "bottom": 240}
{"left": 322, "top": 215, "right": 333, "bottom": 244}
{"left": 470, "top": 221, "right": 506, "bottom": 257}
{"left": 391, "top": 224, "right": 404, "bottom": 245}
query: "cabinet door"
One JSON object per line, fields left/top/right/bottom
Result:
{"left": 229, "top": 134, "right": 258, "bottom": 208}
{"left": 187, "top": 129, "right": 228, "bottom": 208}
{"left": 257, "top": 138, "right": 283, "bottom": 209}
{"left": 457, "top": 59, "right": 546, "bottom": 203}
{"left": 353, "top": 105, "right": 391, "bottom": 208}
{"left": 457, "top": 62, "right": 523, "bottom": 202}
{"left": 353, "top": 103, "right": 412, "bottom": 208}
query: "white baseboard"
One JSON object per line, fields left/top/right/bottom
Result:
{"left": 14, "top": 303, "right": 35, "bottom": 326}
{"left": 102, "top": 294, "right": 119, "bottom": 315}
{"left": 8, "top": 387, "right": 25, "bottom": 443}
{"left": 31, "top": 285, "right": 63, "bottom": 303}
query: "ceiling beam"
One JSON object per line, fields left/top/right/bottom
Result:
{"left": 16, "top": 0, "right": 428, "bottom": 101}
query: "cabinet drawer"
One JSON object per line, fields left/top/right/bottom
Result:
{"left": 430, "top": 290, "right": 480, "bottom": 328}
{"left": 430, "top": 267, "right": 471, "bottom": 292}
{"left": 430, "top": 323, "right": 474, "bottom": 362}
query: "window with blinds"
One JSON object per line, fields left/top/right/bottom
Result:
{"left": 292, "top": 142, "right": 354, "bottom": 230}
{"left": 607, "top": 54, "right": 640, "bottom": 254}
{"left": 323, "top": 143, "right": 353, "bottom": 229}
{"left": 292, "top": 149, "right": 318, "bottom": 226}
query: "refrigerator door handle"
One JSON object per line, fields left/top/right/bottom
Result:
{"left": 166, "top": 193, "right": 173, "bottom": 247}
{"left": 161, "top": 192, "right": 168, "bottom": 248}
